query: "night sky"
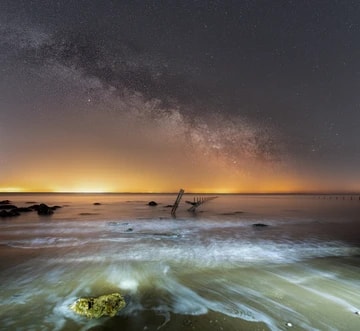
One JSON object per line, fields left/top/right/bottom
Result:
{"left": 1, "top": 1, "right": 359, "bottom": 193}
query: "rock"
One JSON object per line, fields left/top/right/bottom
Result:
{"left": 37, "top": 203, "right": 54, "bottom": 215}
{"left": 0, "top": 209, "right": 20, "bottom": 218}
{"left": 148, "top": 201, "right": 158, "bottom": 206}
{"left": 69, "top": 293, "right": 126, "bottom": 318}
{"left": 12, "top": 207, "right": 33, "bottom": 212}
{"left": 0, "top": 200, "right": 11, "bottom": 204}
{"left": 93, "top": 202, "right": 102, "bottom": 205}
{"left": 50, "top": 205, "right": 62, "bottom": 210}
{"left": 28, "top": 204, "right": 40, "bottom": 211}
{"left": 125, "top": 228, "right": 133, "bottom": 232}
{"left": 252, "top": 223, "right": 268, "bottom": 227}
{"left": 0, "top": 204, "right": 18, "bottom": 210}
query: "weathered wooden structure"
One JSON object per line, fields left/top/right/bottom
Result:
{"left": 171, "top": 188, "right": 185, "bottom": 216}
{"left": 186, "top": 196, "right": 218, "bottom": 212}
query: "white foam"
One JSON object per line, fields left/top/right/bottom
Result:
{"left": 1, "top": 255, "right": 358, "bottom": 331}
{"left": 39, "top": 238, "right": 360, "bottom": 269}
{"left": 119, "top": 279, "right": 139, "bottom": 291}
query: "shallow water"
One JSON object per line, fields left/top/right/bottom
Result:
{"left": 0, "top": 194, "right": 359, "bottom": 330}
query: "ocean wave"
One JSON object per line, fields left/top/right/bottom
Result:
{"left": 30, "top": 238, "right": 359, "bottom": 266}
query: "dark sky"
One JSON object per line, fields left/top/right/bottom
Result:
{"left": 1, "top": 1, "right": 359, "bottom": 192}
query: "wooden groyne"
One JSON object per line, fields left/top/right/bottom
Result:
{"left": 186, "top": 196, "right": 218, "bottom": 212}
{"left": 171, "top": 189, "right": 184, "bottom": 216}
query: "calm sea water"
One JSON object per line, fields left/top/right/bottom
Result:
{"left": 0, "top": 193, "right": 359, "bottom": 331}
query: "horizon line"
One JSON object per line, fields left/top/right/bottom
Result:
{"left": 1, "top": 191, "right": 360, "bottom": 195}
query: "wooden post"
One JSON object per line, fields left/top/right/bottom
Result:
{"left": 171, "top": 189, "right": 184, "bottom": 216}
{"left": 187, "top": 196, "right": 217, "bottom": 212}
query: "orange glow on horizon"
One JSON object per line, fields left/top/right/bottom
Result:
{"left": 0, "top": 187, "right": 355, "bottom": 194}
{"left": 52, "top": 188, "right": 110, "bottom": 193}
{"left": 0, "top": 161, "right": 354, "bottom": 194}
{"left": 0, "top": 179, "right": 340, "bottom": 194}
{"left": 0, "top": 187, "right": 27, "bottom": 193}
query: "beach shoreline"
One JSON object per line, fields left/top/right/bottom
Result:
{"left": 0, "top": 194, "right": 359, "bottom": 330}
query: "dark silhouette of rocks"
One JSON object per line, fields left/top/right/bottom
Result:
{"left": 93, "top": 202, "right": 102, "bottom": 205}
{"left": 0, "top": 204, "right": 18, "bottom": 210}
{"left": 28, "top": 203, "right": 62, "bottom": 215}
{"left": 0, "top": 209, "right": 20, "bottom": 218}
{"left": 148, "top": 201, "right": 158, "bottom": 206}
{"left": 37, "top": 203, "right": 54, "bottom": 215}
{"left": 12, "top": 207, "right": 33, "bottom": 212}
{"left": 252, "top": 223, "right": 268, "bottom": 227}
{"left": 0, "top": 200, "right": 61, "bottom": 219}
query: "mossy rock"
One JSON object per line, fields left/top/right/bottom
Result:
{"left": 69, "top": 293, "right": 126, "bottom": 318}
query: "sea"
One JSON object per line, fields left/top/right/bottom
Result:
{"left": 0, "top": 193, "right": 359, "bottom": 331}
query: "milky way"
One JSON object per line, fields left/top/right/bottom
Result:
{"left": 1, "top": 1, "right": 360, "bottom": 192}
{"left": 1, "top": 22, "right": 282, "bottom": 169}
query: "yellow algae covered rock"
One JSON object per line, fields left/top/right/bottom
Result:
{"left": 69, "top": 293, "right": 126, "bottom": 318}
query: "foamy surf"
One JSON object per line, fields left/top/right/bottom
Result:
{"left": 1, "top": 193, "right": 359, "bottom": 330}
{"left": 2, "top": 257, "right": 359, "bottom": 331}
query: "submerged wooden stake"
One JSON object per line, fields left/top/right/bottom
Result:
{"left": 171, "top": 188, "right": 184, "bottom": 216}
{"left": 186, "top": 196, "right": 217, "bottom": 212}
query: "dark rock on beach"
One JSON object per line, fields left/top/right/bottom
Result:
{"left": 0, "top": 204, "right": 18, "bottom": 210}
{"left": 12, "top": 207, "right": 33, "bottom": 212}
{"left": 252, "top": 223, "right": 268, "bottom": 227}
{"left": 148, "top": 201, "right": 158, "bottom": 206}
{"left": 0, "top": 209, "right": 20, "bottom": 218}
{"left": 28, "top": 204, "right": 40, "bottom": 210}
{"left": 28, "top": 204, "right": 60, "bottom": 213}
{"left": 0, "top": 201, "right": 62, "bottom": 218}
{"left": 93, "top": 202, "right": 102, "bottom": 205}
{"left": 37, "top": 203, "right": 54, "bottom": 215}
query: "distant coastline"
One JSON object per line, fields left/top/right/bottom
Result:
{"left": 1, "top": 191, "right": 359, "bottom": 196}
